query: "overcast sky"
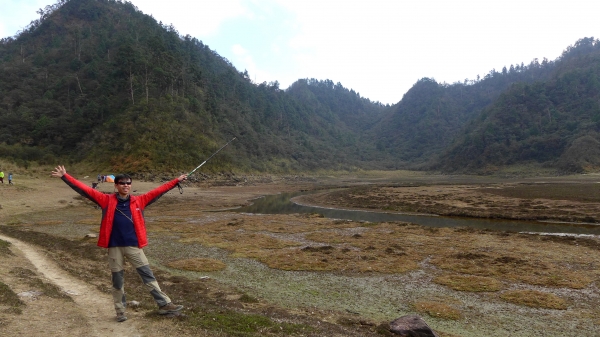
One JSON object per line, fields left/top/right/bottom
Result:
{"left": 1, "top": 0, "right": 599, "bottom": 104}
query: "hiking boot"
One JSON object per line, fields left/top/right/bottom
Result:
{"left": 158, "top": 303, "right": 183, "bottom": 315}
{"left": 116, "top": 312, "right": 127, "bottom": 322}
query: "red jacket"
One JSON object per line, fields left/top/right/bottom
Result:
{"left": 61, "top": 173, "right": 180, "bottom": 248}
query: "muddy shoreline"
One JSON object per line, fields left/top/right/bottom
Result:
{"left": 297, "top": 182, "right": 600, "bottom": 224}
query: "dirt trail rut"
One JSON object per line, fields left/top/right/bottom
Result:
{"left": 0, "top": 234, "right": 141, "bottom": 337}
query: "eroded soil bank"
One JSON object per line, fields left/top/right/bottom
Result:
{"left": 0, "top": 171, "right": 599, "bottom": 336}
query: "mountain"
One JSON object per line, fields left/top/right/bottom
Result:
{"left": 1, "top": 0, "right": 600, "bottom": 174}
{"left": 434, "top": 37, "right": 600, "bottom": 173}
{"left": 368, "top": 57, "right": 559, "bottom": 169}
{"left": 0, "top": 0, "right": 386, "bottom": 172}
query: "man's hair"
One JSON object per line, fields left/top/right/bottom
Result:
{"left": 114, "top": 174, "right": 133, "bottom": 184}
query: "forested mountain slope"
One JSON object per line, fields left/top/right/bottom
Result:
{"left": 1, "top": 0, "right": 599, "bottom": 174}
{"left": 0, "top": 0, "right": 386, "bottom": 172}
{"left": 369, "top": 55, "right": 559, "bottom": 169}
{"left": 434, "top": 38, "right": 600, "bottom": 173}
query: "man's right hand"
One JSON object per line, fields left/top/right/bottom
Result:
{"left": 51, "top": 165, "right": 67, "bottom": 178}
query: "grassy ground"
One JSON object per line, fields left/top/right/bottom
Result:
{"left": 1, "top": 171, "right": 600, "bottom": 336}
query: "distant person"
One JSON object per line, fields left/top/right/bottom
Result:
{"left": 0, "top": 171, "right": 4, "bottom": 184}
{"left": 51, "top": 165, "right": 187, "bottom": 322}
{"left": 97, "top": 174, "right": 101, "bottom": 183}
{"left": 8, "top": 173, "right": 13, "bottom": 185}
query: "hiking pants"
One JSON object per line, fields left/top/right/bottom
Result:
{"left": 108, "top": 246, "right": 171, "bottom": 313}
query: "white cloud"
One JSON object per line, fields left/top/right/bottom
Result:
{"left": 231, "top": 44, "right": 256, "bottom": 73}
{"left": 272, "top": 0, "right": 600, "bottom": 103}
{"left": 132, "top": 0, "right": 252, "bottom": 37}
{"left": 230, "top": 43, "right": 273, "bottom": 84}
{"left": 231, "top": 44, "right": 248, "bottom": 56}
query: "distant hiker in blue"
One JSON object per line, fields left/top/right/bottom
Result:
{"left": 8, "top": 173, "right": 13, "bottom": 185}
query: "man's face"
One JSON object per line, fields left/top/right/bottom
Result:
{"left": 115, "top": 180, "right": 132, "bottom": 195}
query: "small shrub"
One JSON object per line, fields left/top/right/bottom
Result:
{"left": 239, "top": 294, "right": 259, "bottom": 303}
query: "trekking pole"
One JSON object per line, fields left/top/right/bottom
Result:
{"left": 176, "top": 137, "right": 236, "bottom": 194}
{"left": 188, "top": 137, "right": 236, "bottom": 176}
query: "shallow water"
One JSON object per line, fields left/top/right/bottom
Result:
{"left": 234, "top": 191, "right": 600, "bottom": 235}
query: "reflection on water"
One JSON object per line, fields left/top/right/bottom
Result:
{"left": 234, "top": 191, "right": 600, "bottom": 235}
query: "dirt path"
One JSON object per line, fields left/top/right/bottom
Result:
{"left": 0, "top": 234, "right": 142, "bottom": 337}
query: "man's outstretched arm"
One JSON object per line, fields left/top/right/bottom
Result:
{"left": 137, "top": 174, "right": 188, "bottom": 208}
{"left": 51, "top": 165, "right": 107, "bottom": 207}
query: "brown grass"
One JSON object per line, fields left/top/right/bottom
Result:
{"left": 413, "top": 301, "right": 461, "bottom": 320}
{"left": 434, "top": 274, "right": 503, "bottom": 292}
{"left": 500, "top": 290, "right": 568, "bottom": 310}
{"left": 430, "top": 239, "right": 594, "bottom": 289}
{"left": 250, "top": 244, "right": 419, "bottom": 273}
{"left": 157, "top": 213, "right": 600, "bottom": 287}
{"left": 167, "top": 258, "right": 227, "bottom": 272}
{"left": 478, "top": 183, "right": 600, "bottom": 202}
{"left": 180, "top": 232, "right": 301, "bottom": 258}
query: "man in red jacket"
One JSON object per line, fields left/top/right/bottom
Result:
{"left": 52, "top": 165, "right": 187, "bottom": 322}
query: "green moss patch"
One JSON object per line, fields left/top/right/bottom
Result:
{"left": 0, "top": 239, "right": 13, "bottom": 256}
{"left": 184, "top": 309, "right": 312, "bottom": 336}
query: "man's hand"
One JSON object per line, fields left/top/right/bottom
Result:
{"left": 51, "top": 165, "right": 67, "bottom": 178}
{"left": 177, "top": 174, "right": 188, "bottom": 182}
